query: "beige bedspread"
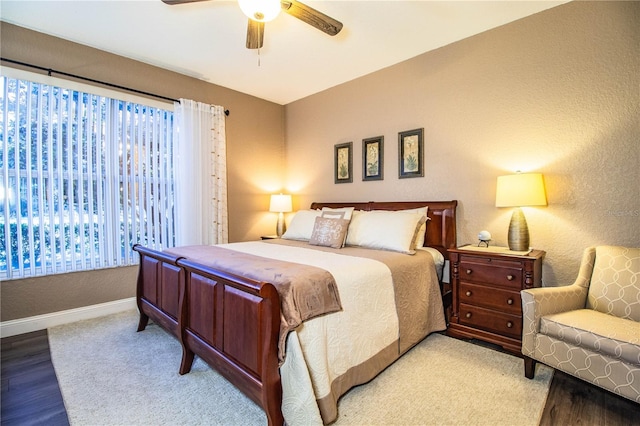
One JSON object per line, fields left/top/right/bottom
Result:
{"left": 231, "top": 239, "right": 446, "bottom": 425}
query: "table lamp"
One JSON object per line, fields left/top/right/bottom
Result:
{"left": 495, "top": 173, "right": 547, "bottom": 251}
{"left": 269, "top": 193, "right": 292, "bottom": 237}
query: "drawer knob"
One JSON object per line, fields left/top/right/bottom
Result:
{"left": 466, "top": 312, "right": 472, "bottom": 319}
{"left": 465, "top": 291, "right": 472, "bottom": 297}
{"left": 506, "top": 321, "right": 513, "bottom": 328}
{"left": 507, "top": 298, "right": 514, "bottom": 305}
{"left": 506, "top": 275, "right": 515, "bottom": 281}
{"left": 466, "top": 269, "right": 472, "bottom": 275}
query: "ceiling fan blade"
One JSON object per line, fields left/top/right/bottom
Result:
{"left": 281, "top": 0, "right": 343, "bottom": 36}
{"left": 246, "top": 19, "right": 265, "bottom": 49}
{"left": 161, "top": 0, "right": 210, "bottom": 4}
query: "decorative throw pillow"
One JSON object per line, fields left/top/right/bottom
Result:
{"left": 282, "top": 209, "right": 322, "bottom": 241}
{"left": 320, "top": 207, "right": 354, "bottom": 246}
{"left": 309, "top": 217, "right": 350, "bottom": 249}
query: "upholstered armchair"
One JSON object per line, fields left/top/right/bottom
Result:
{"left": 521, "top": 245, "right": 640, "bottom": 403}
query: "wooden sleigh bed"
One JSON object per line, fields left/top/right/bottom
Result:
{"left": 133, "top": 200, "right": 457, "bottom": 425}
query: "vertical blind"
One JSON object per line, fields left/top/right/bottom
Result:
{"left": 0, "top": 74, "right": 176, "bottom": 279}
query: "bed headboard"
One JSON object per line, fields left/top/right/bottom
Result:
{"left": 309, "top": 200, "right": 458, "bottom": 260}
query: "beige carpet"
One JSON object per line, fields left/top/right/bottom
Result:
{"left": 49, "top": 309, "right": 553, "bottom": 425}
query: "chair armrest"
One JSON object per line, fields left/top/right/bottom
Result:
{"left": 521, "top": 285, "right": 588, "bottom": 356}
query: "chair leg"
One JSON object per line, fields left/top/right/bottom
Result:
{"left": 524, "top": 356, "right": 536, "bottom": 379}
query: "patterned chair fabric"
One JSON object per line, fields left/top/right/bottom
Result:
{"left": 587, "top": 246, "right": 640, "bottom": 321}
{"left": 521, "top": 246, "right": 640, "bottom": 403}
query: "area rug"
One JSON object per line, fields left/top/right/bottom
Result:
{"left": 49, "top": 309, "right": 552, "bottom": 425}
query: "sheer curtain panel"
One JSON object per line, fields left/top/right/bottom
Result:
{"left": 174, "top": 99, "right": 228, "bottom": 246}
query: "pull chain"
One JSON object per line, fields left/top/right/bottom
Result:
{"left": 258, "top": 24, "right": 264, "bottom": 67}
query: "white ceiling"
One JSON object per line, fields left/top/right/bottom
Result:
{"left": 0, "top": 0, "right": 567, "bottom": 105}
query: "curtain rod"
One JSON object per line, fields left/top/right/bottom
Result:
{"left": 0, "top": 57, "right": 230, "bottom": 116}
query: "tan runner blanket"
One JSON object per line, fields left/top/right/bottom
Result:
{"left": 164, "top": 245, "right": 342, "bottom": 362}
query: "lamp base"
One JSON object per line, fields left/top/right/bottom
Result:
{"left": 276, "top": 212, "right": 285, "bottom": 238}
{"left": 507, "top": 207, "right": 530, "bottom": 251}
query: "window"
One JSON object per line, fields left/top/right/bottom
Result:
{"left": 0, "top": 70, "right": 176, "bottom": 280}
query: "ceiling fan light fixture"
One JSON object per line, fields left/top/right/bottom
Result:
{"left": 238, "top": 0, "right": 281, "bottom": 22}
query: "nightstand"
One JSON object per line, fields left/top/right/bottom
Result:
{"left": 446, "top": 245, "right": 545, "bottom": 355}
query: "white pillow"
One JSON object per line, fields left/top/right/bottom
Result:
{"left": 321, "top": 206, "right": 355, "bottom": 220}
{"left": 282, "top": 209, "right": 322, "bottom": 241}
{"left": 345, "top": 210, "right": 426, "bottom": 254}
{"left": 369, "top": 207, "right": 429, "bottom": 249}
{"left": 396, "top": 207, "right": 428, "bottom": 217}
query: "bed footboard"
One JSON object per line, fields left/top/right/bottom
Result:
{"left": 178, "top": 259, "right": 283, "bottom": 425}
{"left": 132, "top": 245, "right": 284, "bottom": 426}
{"left": 133, "top": 244, "right": 186, "bottom": 337}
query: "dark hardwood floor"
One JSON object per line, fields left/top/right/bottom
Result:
{"left": 1, "top": 330, "right": 69, "bottom": 426}
{"left": 539, "top": 369, "right": 640, "bottom": 426}
{"left": 2, "top": 330, "right": 639, "bottom": 425}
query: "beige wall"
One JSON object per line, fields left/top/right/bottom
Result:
{"left": 0, "top": 23, "right": 286, "bottom": 321}
{"left": 284, "top": 1, "right": 640, "bottom": 287}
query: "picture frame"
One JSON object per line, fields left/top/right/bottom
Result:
{"left": 334, "top": 142, "right": 353, "bottom": 184}
{"left": 362, "top": 136, "right": 384, "bottom": 181}
{"left": 398, "top": 128, "right": 424, "bottom": 178}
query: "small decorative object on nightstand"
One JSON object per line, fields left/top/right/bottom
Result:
{"left": 447, "top": 245, "right": 545, "bottom": 356}
{"left": 477, "top": 230, "right": 492, "bottom": 247}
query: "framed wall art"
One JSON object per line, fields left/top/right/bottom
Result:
{"left": 362, "top": 136, "right": 384, "bottom": 181}
{"left": 398, "top": 128, "right": 424, "bottom": 178}
{"left": 334, "top": 142, "right": 353, "bottom": 184}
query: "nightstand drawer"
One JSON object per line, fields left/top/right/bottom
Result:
{"left": 459, "top": 303, "right": 522, "bottom": 338}
{"left": 459, "top": 258, "right": 522, "bottom": 288}
{"left": 459, "top": 282, "right": 521, "bottom": 315}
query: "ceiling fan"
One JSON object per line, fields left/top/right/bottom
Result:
{"left": 161, "top": 0, "right": 343, "bottom": 49}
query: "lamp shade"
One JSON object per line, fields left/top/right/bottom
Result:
{"left": 269, "top": 194, "right": 292, "bottom": 213}
{"left": 238, "top": 0, "right": 281, "bottom": 22}
{"left": 495, "top": 173, "right": 547, "bottom": 208}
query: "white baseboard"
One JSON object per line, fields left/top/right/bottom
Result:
{"left": 0, "top": 297, "right": 137, "bottom": 338}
